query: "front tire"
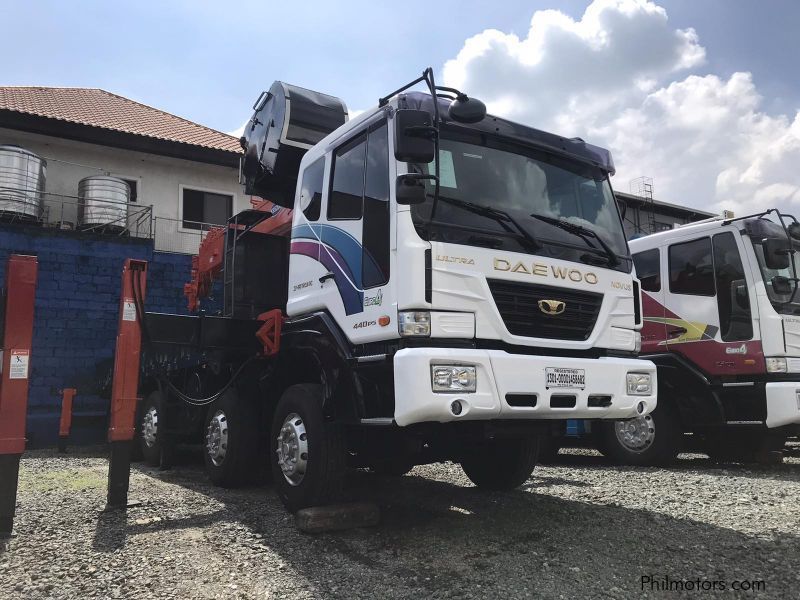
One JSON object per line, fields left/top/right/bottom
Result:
{"left": 705, "top": 430, "right": 787, "bottom": 464}
{"left": 596, "top": 403, "right": 682, "bottom": 466}
{"left": 203, "top": 389, "right": 258, "bottom": 487}
{"left": 270, "top": 384, "right": 346, "bottom": 512}
{"left": 460, "top": 436, "right": 539, "bottom": 490}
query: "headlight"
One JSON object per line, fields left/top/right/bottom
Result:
{"left": 766, "top": 357, "right": 788, "bottom": 373}
{"left": 431, "top": 365, "right": 477, "bottom": 393}
{"left": 398, "top": 311, "right": 430, "bottom": 337}
{"left": 633, "top": 331, "right": 642, "bottom": 354}
{"left": 626, "top": 372, "right": 652, "bottom": 396}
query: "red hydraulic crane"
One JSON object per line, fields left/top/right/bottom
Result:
{"left": 184, "top": 197, "right": 292, "bottom": 312}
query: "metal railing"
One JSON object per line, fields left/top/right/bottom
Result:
{"left": 152, "top": 216, "right": 221, "bottom": 254}
{"left": 0, "top": 188, "right": 153, "bottom": 239}
{"left": 0, "top": 186, "right": 224, "bottom": 255}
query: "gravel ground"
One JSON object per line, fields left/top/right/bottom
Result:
{"left": 1, "top": 444, "right": 799, "bottom": 599}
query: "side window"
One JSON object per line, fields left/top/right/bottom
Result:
{"left": 669, "top": 237, "right": 715, "bottom": 296}
{"left": 633, "top": 249, "right": 660, "bottom": 292}
{"left": 328, "top": 134, "right": 366, "bottom": 220}
{"left": 300, "top": 157, "right": 325, "bottom": 221}
{"left": 362, "top": 122, "right": 390, "bottom": 288}
{"left": 713, "top": 232, "right": 753, "bottom": 341}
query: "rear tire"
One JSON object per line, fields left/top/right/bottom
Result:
{"left": 203, "top": 389, "right": 258, "bottom": 488}
{"left": 138, "top": 391, "right": 165, "bottom": 467}
{"left": 705, "top": 430, "right": 787, "bottom": 464}
{"left": 596, "top": 403, "right": 682, "bottom": 466}
{"left": 460, "top": 436, "right": 539, "bottom": 490}
{"left": 270, "top": 384, "right": 347, "bottom": 512}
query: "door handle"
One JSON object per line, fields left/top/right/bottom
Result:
{"left": 319, "top": 272, "right": 335, "bottom": 284}
{"left": 667, "top": 326, "right": 687, "bottom": 339}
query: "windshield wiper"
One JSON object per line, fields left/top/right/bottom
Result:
{"left": 435, "top": 196, "right": 542, "bottom": 251}
{"left": 530, "top": 213, "right": 620, "bottom": 267}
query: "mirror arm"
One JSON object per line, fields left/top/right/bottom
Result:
{"left": 424, "top": 68, "right": 442, "bottom": 225}
{"left": 404, "top": 125, "right": 438, "bottom": 139}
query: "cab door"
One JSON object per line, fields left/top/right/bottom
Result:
{"left": 319, "top": 121, "right": 393, "bottom": 342}
{"left": 664, "top": 233, "right": 758, "bottom": 375}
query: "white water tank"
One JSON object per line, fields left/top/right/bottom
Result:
{"left": 0, "top": 145, "right": 47, "bottom": 220}
{"left": 77, "top": 176, "right": 130, "bottom": 231}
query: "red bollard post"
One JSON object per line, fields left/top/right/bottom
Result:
{"left": 106, "top": 259, "right": 147, "bottom": 509}
{"left": 0, "top": 255, "right": 38, "bottom": 537}
{"left": 58, "top": 388, "right": 77, "bottom": 453}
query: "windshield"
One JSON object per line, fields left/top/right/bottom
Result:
{"left": 409, "top": 129, "right": 631, "bottom": 272}
{"left": 751, "top": 239, "right": 800, "bottom": 314}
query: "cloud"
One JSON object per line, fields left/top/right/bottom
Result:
{"left": 442, "top": 0, "right": 800, "bottom": 216}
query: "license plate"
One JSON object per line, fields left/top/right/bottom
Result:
{"left": 546, "top": 367, "right": 585, "bottom": 389}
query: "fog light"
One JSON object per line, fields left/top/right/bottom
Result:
{"left": 450, "top": 400, "right": 463, "bottom": 415}
{"left": 431, "top": 365, "right": 477, "bottom": 393}
{"left": 766, "top": 357, "right": 788, "bottom": 373}
{"left": 626, "top": 372, "right": 652, "bottom": 396}
{"left": 398, "top": 311, "right": 431, "bottom": 337}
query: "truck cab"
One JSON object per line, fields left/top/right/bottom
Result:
{"left": 284, "top": 91, "right": 656, "bottom": 428}
{"left": 594, "top": 211, "right": 800, "bottom": 464}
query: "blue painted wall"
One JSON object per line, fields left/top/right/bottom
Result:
{"left": 0, "top": 222, "right": 220, "bottom": 447}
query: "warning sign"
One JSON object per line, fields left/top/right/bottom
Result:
{"left": 9, "top": 349, "right": 30, "bottom": 380}
{"left": 122, "top": 298, "right": 137, "bottom": 322}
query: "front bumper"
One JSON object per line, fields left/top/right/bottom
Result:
{"left": 765, "top": 382, "right": 800, "bottom": 428}
{"left": 393, "top": 348, "right": 657, "bottom": 427}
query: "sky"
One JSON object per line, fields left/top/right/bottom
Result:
{"left": 2, "top": 0, "right": 800, "bottom": 215}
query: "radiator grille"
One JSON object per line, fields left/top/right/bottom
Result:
{"left": 487, "top": 279, "right": 603, "bottom": 341}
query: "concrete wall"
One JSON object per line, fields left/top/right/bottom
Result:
{"left": 0, "top": 222, "right": 221, "bottom": 448}
{"left": 0, "top": 127, "right": 244, "bottom": 254}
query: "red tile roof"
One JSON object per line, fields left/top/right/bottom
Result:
{"left": 0, "top": 87, "right": 242, "bottom": 154}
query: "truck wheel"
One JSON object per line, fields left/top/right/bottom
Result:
{"left": 460, "top": 436, "right": 539, "bottom": 490}
{"left": 538, "top": 436, "right": 563, "bottom": 463}
{"left": 597, "top": 403, "right": 682, "bottom": 466}
{"left": 271, "top": 384, "right": 346, "bottom": 512}
{"left": 203, "top": 389, "right": 258, "bottom": 488}
{"left": 139, "top": 391, "right": 164, "bottom": 467}
{"left": 706, "top": 430, "right": 787, "bottom": 464}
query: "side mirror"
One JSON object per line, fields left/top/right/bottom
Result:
{"left": 763, "top": 237, "right": 792, "bottom": 270}
{"left": 789, "top": 222, "right": 800, "bottom": 241}
{"left": 771, "top": 275, "right": 794, "bottom": 295}
{"left": 394, "top": 109, "right": 436, "bottom": 163}
{"left": 395, "top": 173, "right": 433, "bottom": 205}
{"left": 448, "top": 95, "right": 486, "bottom": 124}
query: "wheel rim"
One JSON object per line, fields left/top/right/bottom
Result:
{"left": 614, "top": 415, "right": 655, "bottom": 453}
{"left": 276, "top": 412, "right": 308, "bottom": 486}
{"left": 142, "top": 406, "right": 158, "bottom": 448}
{"left": 205, "top": 410, "right": 229, "bottom": 467}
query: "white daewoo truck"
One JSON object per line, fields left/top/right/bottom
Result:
{"left": 587, "top": 210, "right": 800, "bottom": 465}
{"left": 136, "top": 69, "right": 657, "bottom": 512}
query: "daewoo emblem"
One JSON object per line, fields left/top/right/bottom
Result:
{"left": 538, "top": 299, "right": 566, "bottom": 316}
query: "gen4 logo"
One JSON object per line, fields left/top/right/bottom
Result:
{"left": 725, "top": 343, "right": 748, "bottom": 355}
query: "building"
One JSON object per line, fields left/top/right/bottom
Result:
{"left": 0, "top": 86, "right": 245, "bottom": 253}
{"left": 615, "top": 190, "right": 716, "bottom": 239}
{"left": 0, "top": 87, "right": 246, "bottom": 446}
